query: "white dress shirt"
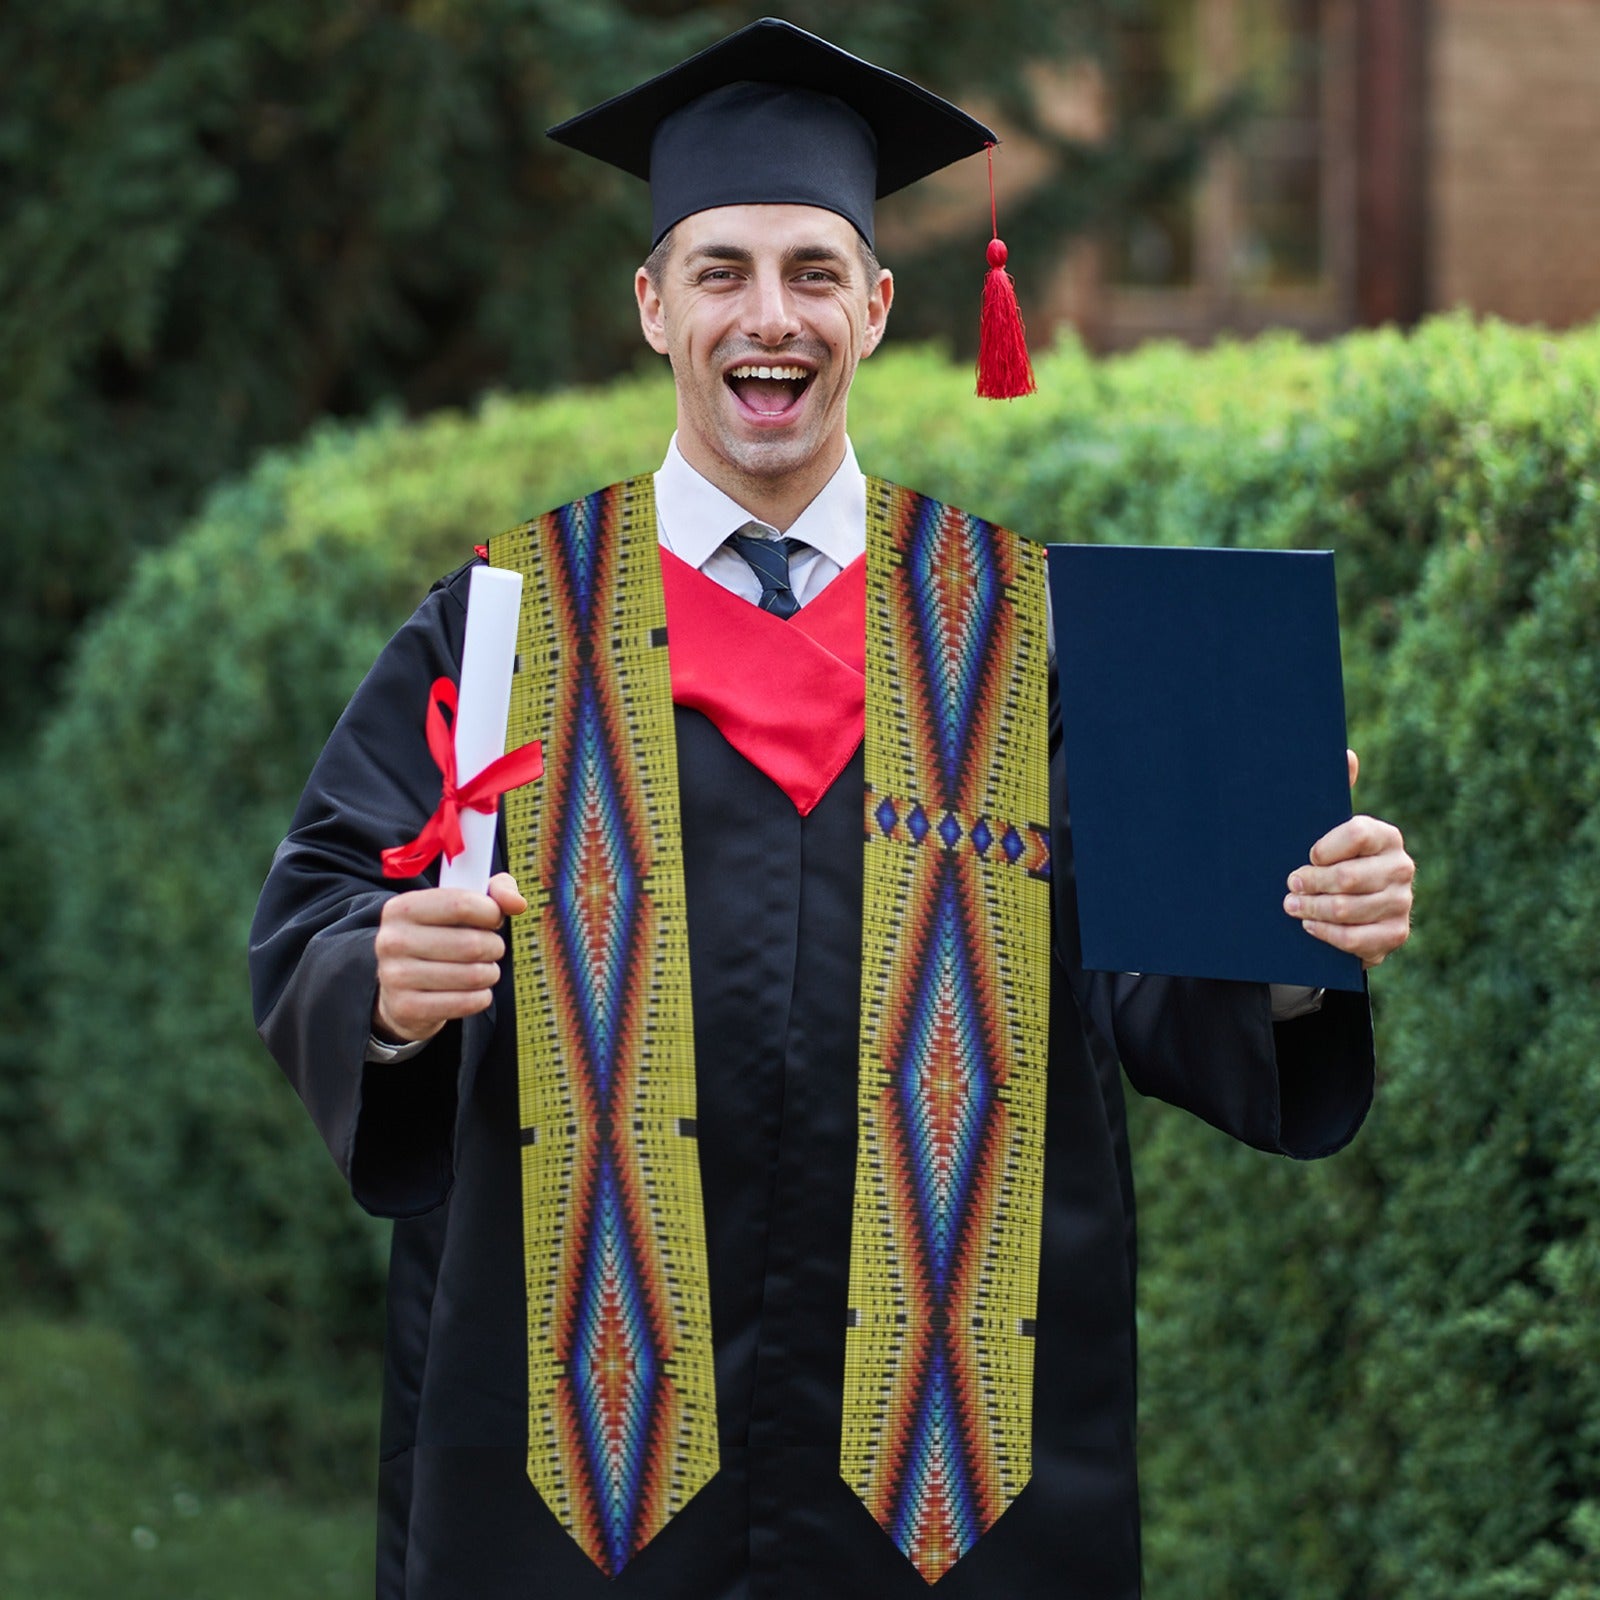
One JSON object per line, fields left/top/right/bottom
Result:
{"left": 654, "top": 433, "right": 864, "bottom": 604}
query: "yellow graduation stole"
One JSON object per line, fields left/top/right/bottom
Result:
{"left": 491, "top": 475, "right": 1050, "bottom": 1584}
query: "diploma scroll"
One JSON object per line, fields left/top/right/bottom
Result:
{"left": 439, "top": 565, "right": 525, "bottom": 894}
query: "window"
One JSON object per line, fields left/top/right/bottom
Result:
{"left": 1096, "top": 0, "right": 1356, "bottom": 345}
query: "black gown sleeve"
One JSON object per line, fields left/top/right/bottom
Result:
{"left": 248, "top": 562, "right": 495, "bottom": 1216}
{"left": 1048, "top": 669, "right": 1375, "bottom": 1160}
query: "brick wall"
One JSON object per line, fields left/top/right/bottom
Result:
{"left": 1431, "top": 0, "right": 1600, "bottom": 327}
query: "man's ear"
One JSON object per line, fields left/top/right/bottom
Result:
{"left": 861, "top": 268, "right": 894, "bottom": 358}
{"left": 636, "top": 267, "right": 670, "bottom": 355}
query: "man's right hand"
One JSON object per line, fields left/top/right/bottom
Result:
{"left": 372, "top": 872, "right": 528, "bottom": 1045}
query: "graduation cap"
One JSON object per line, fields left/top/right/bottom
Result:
{"left": 548, "top": 16, "right": 1036, "bottom": 397}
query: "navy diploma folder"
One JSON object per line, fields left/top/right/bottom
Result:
{"left": 1047, "top": 543, "right": 1364, "bottom": 993}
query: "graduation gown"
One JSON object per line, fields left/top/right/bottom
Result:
{"left": 250, "top": 554, "right": 1374, "bottom": 1600}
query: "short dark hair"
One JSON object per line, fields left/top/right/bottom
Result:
{"left": 643, "top": 227, "right": 676, "bottom": 291}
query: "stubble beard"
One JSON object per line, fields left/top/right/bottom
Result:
{"left": 691, "top": 335, "right": 843, "bottom": 488}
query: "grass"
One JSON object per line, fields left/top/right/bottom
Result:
{"left": 0, "top": 1315, "right": 371, "bottom": 1599}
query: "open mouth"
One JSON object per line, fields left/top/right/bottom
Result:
{"left": 725, "top": 363, "right": 813, "bottom": 418}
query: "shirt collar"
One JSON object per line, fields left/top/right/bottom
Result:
{"left": 654, "top": 434, "right": 866, "bottom": 569}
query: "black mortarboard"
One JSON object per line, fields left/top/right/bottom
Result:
{"left": 546, "top": 16, "right": 998, "bottom": 249}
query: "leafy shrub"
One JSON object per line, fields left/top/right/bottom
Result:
{"left": 1120, "top": 322, "right": 1600, "bottom": 1600}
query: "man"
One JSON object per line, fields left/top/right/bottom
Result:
{"left": 250, "top": 19, "right": 1414, "bottom": 1600}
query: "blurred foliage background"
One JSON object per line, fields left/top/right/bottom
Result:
{"left": 6, "top": 1, "right": 1599, "bottom": 1595}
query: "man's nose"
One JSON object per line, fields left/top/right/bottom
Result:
{"left": 745, "top": 272, "right": 801, "bottom": 346}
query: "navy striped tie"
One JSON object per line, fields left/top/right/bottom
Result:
{"left": 727, "top": 527, "right": 806, "bottom": 619}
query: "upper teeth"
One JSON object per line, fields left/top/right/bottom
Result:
{"left": 728, "top": 365, "right": 808, "bottom": 380}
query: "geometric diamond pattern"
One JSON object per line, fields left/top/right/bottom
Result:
{"left": 542, "top": 506, "right": 669, "bottom": 1573}
{"left": 495, "top": 475, "right": 1050, "bottom": 1583}
{"left": 893, "top": 865, "right": 995, "bottom": 1292}
{"left": 889, "top": 1346, "right": 981, "bottom": 1579}
{"left": 552, "top": 679, "right": 642, "bottom": 1090}
{"left": 496, "top": 478, "right": 718, "bottom": 1578}
{"left": 571, "top": 1155, "right": 663, "bottom": 1574}
{"left": 845, "top": 482, "right": 1052, "bottom": 1585}
{"left": 906, "top": 494, "right": 1001, "bottom": 795}
{"left": 861, "top": 788, "right": 1050, "bottom": 880}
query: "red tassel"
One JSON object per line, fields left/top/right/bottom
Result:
{"left": 976, "top": 145, "right": 1035, "bottom": 399}
{"left": 978, "top": 239, "right": 1036, "bottom": 399}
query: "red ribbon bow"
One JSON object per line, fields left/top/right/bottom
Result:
{"left": 381, "top": 677, "right": 544, "bottom": 879}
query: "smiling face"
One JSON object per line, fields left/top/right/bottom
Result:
{"left": 635, "top": 204, "right": 893, "bottom": 528}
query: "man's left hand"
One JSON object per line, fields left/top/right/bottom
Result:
{"left": 1284, "top": 750, "right": 1415, "bottom": 968}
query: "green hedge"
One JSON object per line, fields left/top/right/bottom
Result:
{"left": 1118, "top": 325, "right": 1600, "bottom": 1600}
{"left": 33, "top": 317, "right": 1600, "bottom": 1599}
